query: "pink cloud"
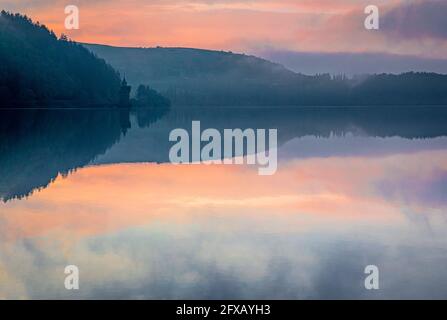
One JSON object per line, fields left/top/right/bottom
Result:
{"left": 3, "top": 1, "right": 447, "bottom": 59}
{"left": 1, "top": 149, "right": 446, "bottom": 242}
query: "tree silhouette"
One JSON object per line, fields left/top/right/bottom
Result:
{"left": 0, "top": 11, "right": 121, "bottom": 107}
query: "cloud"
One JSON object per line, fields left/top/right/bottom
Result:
{"left": 2, "top": 148, "right": 447, "bottom": 242}
{"left": 2, "top": 216, "right": 447, "bottom": 299}
{"left": 1, "top": 147, "right": 447, "bottom": 298}
{"left": 3, "top": 0, "right": 447, "bottom": 58}
{"left": 382, "top": 0, "right": 447, "bottom": 40}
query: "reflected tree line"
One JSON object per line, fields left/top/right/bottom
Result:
{"left": 0, "top": 106, "right": 169, "bottom": 202}
{"left": 1, "top": 106, "right": 447, "bottom": 202}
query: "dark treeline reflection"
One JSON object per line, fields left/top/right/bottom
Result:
{"left": 1, "top": 106, "right": 447, "bottom": 202}
{"left": 0, "top": 108, "right": 126, "bottom": 202}
{"left": 0, "top": 109, "right": 126, "bottom": 201}
{"left": 163, "top": 106, "right": 447, "bottom": 140}
{"left": 91, "top": 106, "right": 447, "bottom": 165}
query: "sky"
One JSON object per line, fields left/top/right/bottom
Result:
{"left": 1, "top": 0, "right": 447, "bottom": 59}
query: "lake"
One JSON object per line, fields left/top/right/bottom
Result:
{"left": 1, "top": 106, "right": 447, "bottom": 299}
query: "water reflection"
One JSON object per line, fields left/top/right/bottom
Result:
{"left": 0, "top": 106, "right": 447, "bottom": 299}
{"left": 2, "top": 106, "right": 447, "bottom": 201}
{"left": 0, "top": 107, "right": 169, "bottom": 201}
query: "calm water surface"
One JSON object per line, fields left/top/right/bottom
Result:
{"left": 1, "top": 106, "right": 447, "bottom": 299}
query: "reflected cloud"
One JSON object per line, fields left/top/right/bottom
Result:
{"left": 1, "top": 107, "right": 447, "bottom": 299}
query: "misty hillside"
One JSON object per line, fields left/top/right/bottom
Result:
{"left": 0, "top": 11, "right": 121, "bottom": 107}
{"left": 83, "top": 44, "right": 297, "bottom": 82}
{"left": 83, "top": 43, "right": 311, "bottom": 105}
{"left": 84, "top": 43, "right": 447, "bottom": 106}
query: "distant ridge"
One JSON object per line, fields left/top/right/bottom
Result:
{"left": 84, "top": 43, "right": 447, "bottom": 106}
{"left": 261, "top": 50, "right": 447, "bottom": 76}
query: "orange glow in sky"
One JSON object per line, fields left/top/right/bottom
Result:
{"left": 3, "top": 0, "right": 447, "bottom": 58}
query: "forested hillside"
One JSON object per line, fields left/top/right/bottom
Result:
{"left": 1, "top": 10, "right": 446, "bottom": 108}
{"left": 0, "top": 11, "right": 121, "bottom": 107}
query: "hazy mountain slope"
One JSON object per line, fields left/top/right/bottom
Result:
{"left": 83, "top": 43, "right": 314, "bottom": 106}
{"left": 83, "top": 43, "right": 447, "bottom": 106}
{"left": 83, "top": 43, "right": 299, "bottom": 85}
